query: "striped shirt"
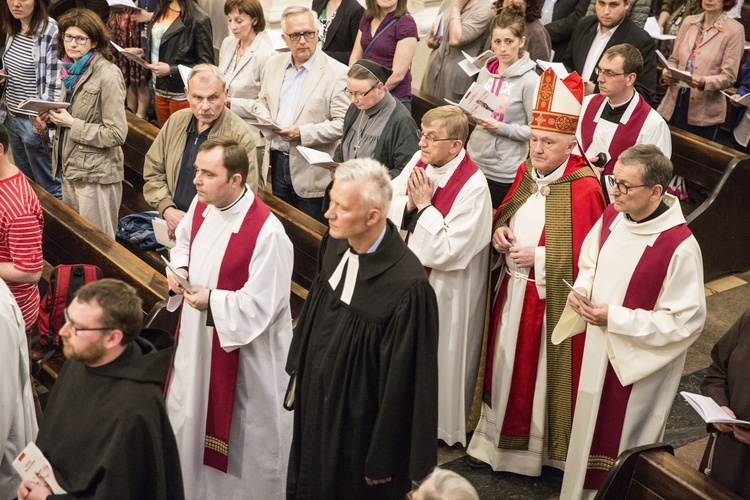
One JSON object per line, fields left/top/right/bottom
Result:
{"left": 4, "top": 33, "right": 38, "bottom": 115}
{"left": 0, "top": 170, "right": 44, "bottom": 330}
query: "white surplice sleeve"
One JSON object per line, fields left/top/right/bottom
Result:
{"left": 209, "top": 218, "right": 293, "bottom": 351}
{"left": 572, "top": 217, "right": 604, "bottom": 295}
{"left": 388, "top": 152, "right": 420, "bottom": 227}
{"left": 165, "top": 198, "right": 198, "bottom": 311}
{"left": 606, "top": 238, "right": 706, "bottom": 386}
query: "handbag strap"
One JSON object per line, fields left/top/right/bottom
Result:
{"left": 363, "top": 17, "right": 398, "bottom": 56}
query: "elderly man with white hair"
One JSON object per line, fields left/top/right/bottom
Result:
{"left": 286, "top": 158, "right": 439, "bottom": 499}
{"left": 254, "top": 5, "right": 349, "bottom": 223}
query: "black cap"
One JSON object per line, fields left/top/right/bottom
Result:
{"left": 352, "top": 59, "right": 393, "bottom": 84}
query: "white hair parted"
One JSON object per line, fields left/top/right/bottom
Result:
{"left": 280, "top": 5, "right": 321, "bottom": 33}
{"left": 417, "top": 467, "right": 479, "bottom": 500}
{"left": 333, "top": 158, "right": 393, "bottom": 214}
{"left": 187, "top": 64, "right": 226, "bottom": 90}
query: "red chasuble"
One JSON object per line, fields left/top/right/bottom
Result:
{"left": 168, "top": 195, "right": 270, "bottom": 473}
{"left": 579, "top": 93, "right": 652, "bottom": 175}
{"left": 484, "top": 155, "right": 604, "bottom": 459}
{"left": 583, "top": 204, "right": 692, "bottom": 489}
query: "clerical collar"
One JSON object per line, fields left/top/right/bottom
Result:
{"left": 627, "top": 200, "right": 669, "bottom": 223}
{"left": 365, "top": 92, "right": 389, "bottom": 117}
{"left": 219, "top": 185, "right": 248, "bottom": 212}
{"left": 430, "top": 148, "right": 465, "bottom": 176}
{"left": 534, "top": 161, "right": 566, "bottom": 180}
{"left": 601, "top": 90, "right": 635, "bottom": 123}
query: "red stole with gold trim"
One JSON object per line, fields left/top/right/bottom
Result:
{"left": 583, "top": 204, "right": 691, "bottom": 489}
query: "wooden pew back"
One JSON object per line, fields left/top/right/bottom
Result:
{"left": 595, "top": 444, "right": 741, "bottom": 500}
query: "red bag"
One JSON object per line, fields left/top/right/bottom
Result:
{"left": 37, "top": 264, "right": 103, "bottom": 350}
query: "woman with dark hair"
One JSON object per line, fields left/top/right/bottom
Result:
{"left": 312, "top": 0, "right": 363, "bottom": 64}
{"left": 39, "top": 8, "right": 126, "bottom": 238}
{"left": 334, "top": 59, "right": 419, "bottom": 176}
{"left": 422, "top": 0, "right": 493, "bottom": 103}
{"left": 349, "top": 0, "right": 418, "bottom": 110}
{"left": 657, "top": 0, "right": 744, "bottom": 141}
{"left": 466, "top": 4, "right": 538, "bottom": 208}
{"left": 0, "top": 0, "right": 61, "bottom": 199}
{"left": 487, "top": 0, "right": 549, "bottom": 61}
{"left": 124, "top": 0, "right": 213, "bottom": 126}
{"left": 219, "top": 0, "right": 274, "bottom": 170}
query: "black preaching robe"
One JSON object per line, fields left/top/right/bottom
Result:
{"left": 36, "top": 337, "right": 184, "bottom": 499}
{"left": 286, "top": 220, "right": 439, "bottom": 499}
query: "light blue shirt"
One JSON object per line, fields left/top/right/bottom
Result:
{"left": 367, "top": 226, "right": 387, "bottom": 254}
{"left": 271, "top": 51, "right": 319, "bottom": 152}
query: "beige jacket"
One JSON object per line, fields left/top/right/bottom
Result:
{"left": 142, "top": 107, "right": 257, "bottom": 216}
{"left": 52, "top": 55, "right": 127, "bottom": 183}
{"left": 657, "top": 12, "right": 745, "bottom": 126}
{"left": 253, "top": 50, "right": 348, "bottom": 198}
{"left": 218, "top": 33, "right": 275, "bottom": 148}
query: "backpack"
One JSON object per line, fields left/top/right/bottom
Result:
{"left": 37, "top": 264, "right": 103, "bottom": 351}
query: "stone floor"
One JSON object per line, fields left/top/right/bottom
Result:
{"left": 438, "top": 269, "right": 750, "bottom": 499}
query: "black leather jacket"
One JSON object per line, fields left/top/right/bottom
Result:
{"left": 144, "top": 6, "right": 215, "bottom": 94}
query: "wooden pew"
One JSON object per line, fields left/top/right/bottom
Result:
{"left": 595, "top": 443, "right": 741, "bottom": 499}
{"left": 31, "top": 179, "right": 170, "bottom": 380}
{"left": 412, "top": 88, "right": 750, "bottom": 281}
{"left": 124, "top": 112, "right": 325, "bottom": 314}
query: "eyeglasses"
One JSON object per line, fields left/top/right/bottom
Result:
{"left": 595, "top": 67, "right": 626, "bottom": 78}
{"left": 285, "top": 30, "right": 317, "bottom": 42}
{"left": 417, "top": 130, "right": 458, "bottom": 144}
{"left": 63, "top": 308, "right": 116, "bottom": 336}
{"left": 612, "top": 180, "right": 649, "bottom": 194}
{"left": 345, "top": 86, "right": 376, "bottom": 98}
{"left": 63, "top": 33, "right": 90, "bottom": 44}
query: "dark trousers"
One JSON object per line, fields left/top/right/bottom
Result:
{"left": 486, "top": 178, "right": 513, "bottom": 210}
{"left": 270, "top": 150, "right": 326, "bottom": 224}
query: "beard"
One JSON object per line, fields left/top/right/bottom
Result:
{"left": 63, "top": 336, "right": 107, "bottom": 365}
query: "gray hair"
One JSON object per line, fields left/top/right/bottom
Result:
{"left": 333, "top": 158, "right": 392, "bottom": 214}
{"left": 618, "top": 144, "right": 673, "bottom": 192}
{"left": 187, "top": 64, "right": 226, "bottom": 90}
{"left": 418, "top": 468, "right": 479, "bottom": 500}
{"left": 280, "top": 5, "right": 321, "bottom": 33}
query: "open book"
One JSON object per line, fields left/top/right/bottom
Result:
{"left": 161, "top": 256, "right": 192, "bottom": 292}
{"left": 681, "top": 391, "right": 750, "bottom": 425}
{"left": 110, "top": 42, "right": 149, "bottom": 69}
{"left": 536, "top": 60, "right": 569, "bottom": 79}
{"left": 106, "top": 0, "right": 144, "bottom": 10}
{"left": 644, "top": 16, "right": 677, "bottom": 40}
{"left": 722, "top": 90, "right": 750, "bottom": 107}
{"left": 247, "top": 114, "right": 283, "bottom": 133}
{"left": 458, "top": 50, "right": 495, "bottom": 77}
{"left": 656, "top": 50, "right": 694, "bottom": 87}
{"left": 13, "top": 442, "right": 67, "bottom": 494}
{"left": 454, "top": 82, "right": 502, "bottom": 120}
{"left": 296, "top": 146, "right": 339, "bottom": 170}
{"left": 17, "top": 99, "right": 69, "bottom": 114}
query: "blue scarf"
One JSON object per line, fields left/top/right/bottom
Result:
{"left": 60, "top": 51, "right": 95, "bottom": 93}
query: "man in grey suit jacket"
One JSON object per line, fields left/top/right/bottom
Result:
{"left": 253, "top": 5, "right": 349, "bottom": 224}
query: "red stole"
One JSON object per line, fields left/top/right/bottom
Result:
{"left": 579, "top": 94, "right": 652, "bottom": 175}
{"left": 413, "top": 153, "right": 478, "bottom": 275}
{"left": 583, "top": 204, "right": 692, "bottom": 489}
{"left": 169, "top": 194, "right": 270, "bottom": 473}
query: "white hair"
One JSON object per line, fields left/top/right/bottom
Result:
{"left": 280, "top": 5, "right": 321, "bottom": 33}
{"left": 417, "top": 468, "right": 479, "bottom": 500}
{"left": 333, "top": 158, "right": 392, "bottom": 214}
{"left": 187, "top": 64, "right": 226, "bottom": 90}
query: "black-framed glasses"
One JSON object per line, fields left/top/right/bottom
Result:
{"left": 63, "top": 33, "right": 90, "bottom": 44}
{"left": 285, "top": 30, "right": 317, "bottom": 42}
{"left": 63, "top": 308, "right": 116, "bottom": 336}
{"left": 595, "top": 67, "right": 626, "bottom": 78}
{"left": 417, "top": 130, "right": 459, "bottom": 144}
{"left": 345, "top": 86, "right": 376, "bottom": 98}
{"left": 612, "top": 180, "right": 648, "bottom": 194}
